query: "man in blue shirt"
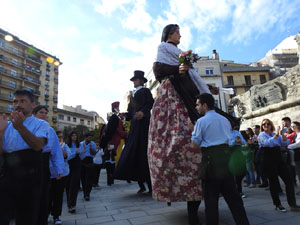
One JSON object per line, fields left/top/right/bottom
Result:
{"left": 33, "top": 105, "right": 64, "bottom": 225}
{"left": 191, "top": 93, "right": 249, "bottom": 225}
{"left": 0, "top": 90, "right": 49, "bottom": 225}
{"left": 79, "top": 132, "right": 97, "bottom": 201}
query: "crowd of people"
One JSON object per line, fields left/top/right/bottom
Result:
{"left": 0, "top": 23, "right": 300, "bottom": 225}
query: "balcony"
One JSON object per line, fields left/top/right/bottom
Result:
{"left": 24, "top": 64, "right": 42, "bottom": 75}
{"left": 54, "top": 87, "right": 58, "bottom": 93}
{"left": 53, "top": 106, "right": 58, "bottom": 112}
{"left": 0, "top": 79, "right": 18, "bottom": 90}
{"left": 52, "top": 116, "right": 57, "bottom": 123}
{"left": 53, "top": 96, "right": 58, "bottom": 103}
{"left": 0, "top": 66, "right": 23, "bottom": 80}
{"left": 54, "top": 77, "right": 58, "bottom": 83}
{"left": 0, "top": 43, "right": 24, "bottom": 58}
{"left": 0, "top": 54, "right": 24, "bottom": 69}
{"left": 26, "top": 55, "right": 42, "bottom": 65}
{"left": 54, "top": 67, "right": 58, "bottom": 73}
{"left": 0, "top": 93, "right": 13, "bottom": 102}
{"left": 24, "top": 76, "right": 41, "bottom": 85}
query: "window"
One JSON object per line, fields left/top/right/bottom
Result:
{"left": 58, "top": 114, "right": 64, "bottom": 120}
{"left": 10, "top": 70, "right": 17, "bottom": 77}
{"left": 227, "top": 76, "right": 234, "bottom": 85}
{"left": 44, "top": 90, "right": 49, "bottom": 96}
{"left": 245, "top": 75, "right": 251, "bottom": 85}
{"left": 80, "top": 119, "right": 84, "bottom": 125}
{"left": 11, "top": 58, "right": 18, "bottom": 66}
{"left": 8, "top": 92, "right": 14, "bottom": 99}
{"left": 205, "top": 68, "right": 214, "bottom": 75}
{"left": 67, "top": 116, "right": 71, "bottom": 121}
{"left": 7, "top": 105, "right": 13, "bottom": 112}
{"left": 88, "top": 121, "right": 91, "bottom": 125}
{"left": 9, "top": 81, "right": 16, "bottom": 88}
{"left": 73, "top": 117, "right": 76, "bottom": 122}
{"left": 260, "top": 75, "right": 266, "bottom": 84}
{"left": 0, "top": 40, "right": 3, "bottom": 47}
{"left": 45, "top": 81, "right": 49, "bottom": 87}
{"left": 13, "top": 48, "right": 19, "bottom": 54}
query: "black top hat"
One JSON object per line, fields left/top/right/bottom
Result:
{"left": 130, "top": 70, "right": 147, "bottom": 83}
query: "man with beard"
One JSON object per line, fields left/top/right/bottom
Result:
{"left": 191, "top": 93, "right": 249, "bottom": 225}
{"left": 0, "top": 90, "right": 49, "bottom": 225}
{"left": 114, "top": 70, "right": 154, "bottom": 193}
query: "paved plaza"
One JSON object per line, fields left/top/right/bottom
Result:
{"left": 56, "top": 171, "right": 300, "bottom": 225}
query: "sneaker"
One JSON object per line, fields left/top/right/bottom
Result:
{"left": 290, "top": 205, "right": 300, "bottom": 212}
{"left": 243, "top": 183, "right": 250, "bottom": 187}
{"left": 240, "top": 193, "right": 247, "bottom": 198}
{"left": 84, "top": 196, "right": 90, "bottom": 201}
{"left": 54, "top": 217, "right": 62, "bottom": 225}
{"left": 248, "top": 184, "right": 256, "bottom": 188}
{"left": 275, "top": 205, "right": 287, "bottom": 213}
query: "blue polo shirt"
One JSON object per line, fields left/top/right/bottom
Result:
{"left": 191, "top": 110, "right": 231, "bottom": 147}
{"left": 2, "top": 115, "right": 49, "bottom": 153}
{"left": 79, "top": 141, "right": 97, "bottom": 160}
{"left": 49, "top": 142, "right": 71, "bottom": 178}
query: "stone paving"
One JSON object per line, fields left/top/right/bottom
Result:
{"left": 54, "top": 171, "right": 300, "bottom": 225}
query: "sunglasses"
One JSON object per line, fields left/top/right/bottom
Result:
{"left": 262, "top": 123, "right": 271, "bottom": 126}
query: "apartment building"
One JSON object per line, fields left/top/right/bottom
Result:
{"left": 57, "top": 105, "right": 105, "bottom": 131}
{"left": 0, "top": 28, "right": 61, "bottom": 127}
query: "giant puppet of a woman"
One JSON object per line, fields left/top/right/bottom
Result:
{"left": 147, "top": 24, "right": 238, "bottom": 225}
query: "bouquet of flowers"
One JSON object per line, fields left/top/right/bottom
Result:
{"left": 178, "top": 50, "right": 200, "bottom": 67}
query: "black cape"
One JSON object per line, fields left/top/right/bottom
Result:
{"left": 114, "top": 87, "right": 154, "bottom": 182}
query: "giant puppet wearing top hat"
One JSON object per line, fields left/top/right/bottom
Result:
{"left": 130, "top": 70, "right": 148, "bottom": 83}
{"left": 114, "top": 70, "right": 154, "bottom": 193}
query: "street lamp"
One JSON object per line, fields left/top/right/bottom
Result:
{"left": 4, "top": 34, "right": 13, "bottom": 42}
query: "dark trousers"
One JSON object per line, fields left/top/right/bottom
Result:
{"left": 105, "top": 162, "right": 115, "bottom": 185}
{"left": 138, "top": 180, "right": 152, "bottom": 192}
{"left": 93, "top": 164, "right": 103, "bottom": 185}
{"left": 36, "top": 152, "right": 51, "bottom": 225}
{"left": 202, "top": 176, "right": 250, "bottom": 225}
{"left": 235, "top": 173, "right": 246, "bottom": 194}
{"left": 49, "top": 176, "right": 66, "bottom": 218}
{"left": 201, "top": 145, "right": 250, "bottom": 225}
{"left": 66, "top": 157, "right": 81, "bottom": 208}
{"left": 187, "top": 201, "right": 201, "bottom": 225}
{"left": 0, "top": 150, "right": 42, "bottom": 225}
{"left": 81, "top": 157, "right": 94, "bottom": 197}
{"left": 263, "top": 147, "right": 296, "bottom": 206}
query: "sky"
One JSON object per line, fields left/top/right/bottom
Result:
{"left": 1, "top": 0, "right": 299, "bottom": 121}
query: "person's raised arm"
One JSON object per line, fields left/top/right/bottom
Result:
{"left": 10, "top": 112, "right": 47, "bottom": 151}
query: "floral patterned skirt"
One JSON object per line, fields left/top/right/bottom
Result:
{"left": 148, "top": 79, "right": 202, "bottom": 202}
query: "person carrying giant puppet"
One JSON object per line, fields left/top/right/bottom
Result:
{"left": 114, "top": 70, "right": 154, "bottom": 193}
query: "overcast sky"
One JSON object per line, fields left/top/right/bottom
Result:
{"left": 1, "top": 0, "right": 299, "bottom": 120}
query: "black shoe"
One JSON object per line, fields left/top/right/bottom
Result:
{"left": 259, "top": 184, "right": 268, "bottom": 188}
{"left": 84, "top": 196, "right": 90, "bottom": 201}
{"left": 68, "top": 206, "right": 76, "bottom": 213}
{"left": 137, "top": 188, "right": 146, "bottom": 194}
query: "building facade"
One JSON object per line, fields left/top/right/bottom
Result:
{"left": 193, "top": 55, "right": 227, "bottom": 112}
{"left": 222, "top": 66, "right": 270, "bottom": 114}
{"left": 0, "top": 28, "right": 61, "bottom": 127}
{"left": 57, "top": 105, "right": 105, "bottom": 131}
{"left": 256, "top": 35, "right": 298, "bottom": 78}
